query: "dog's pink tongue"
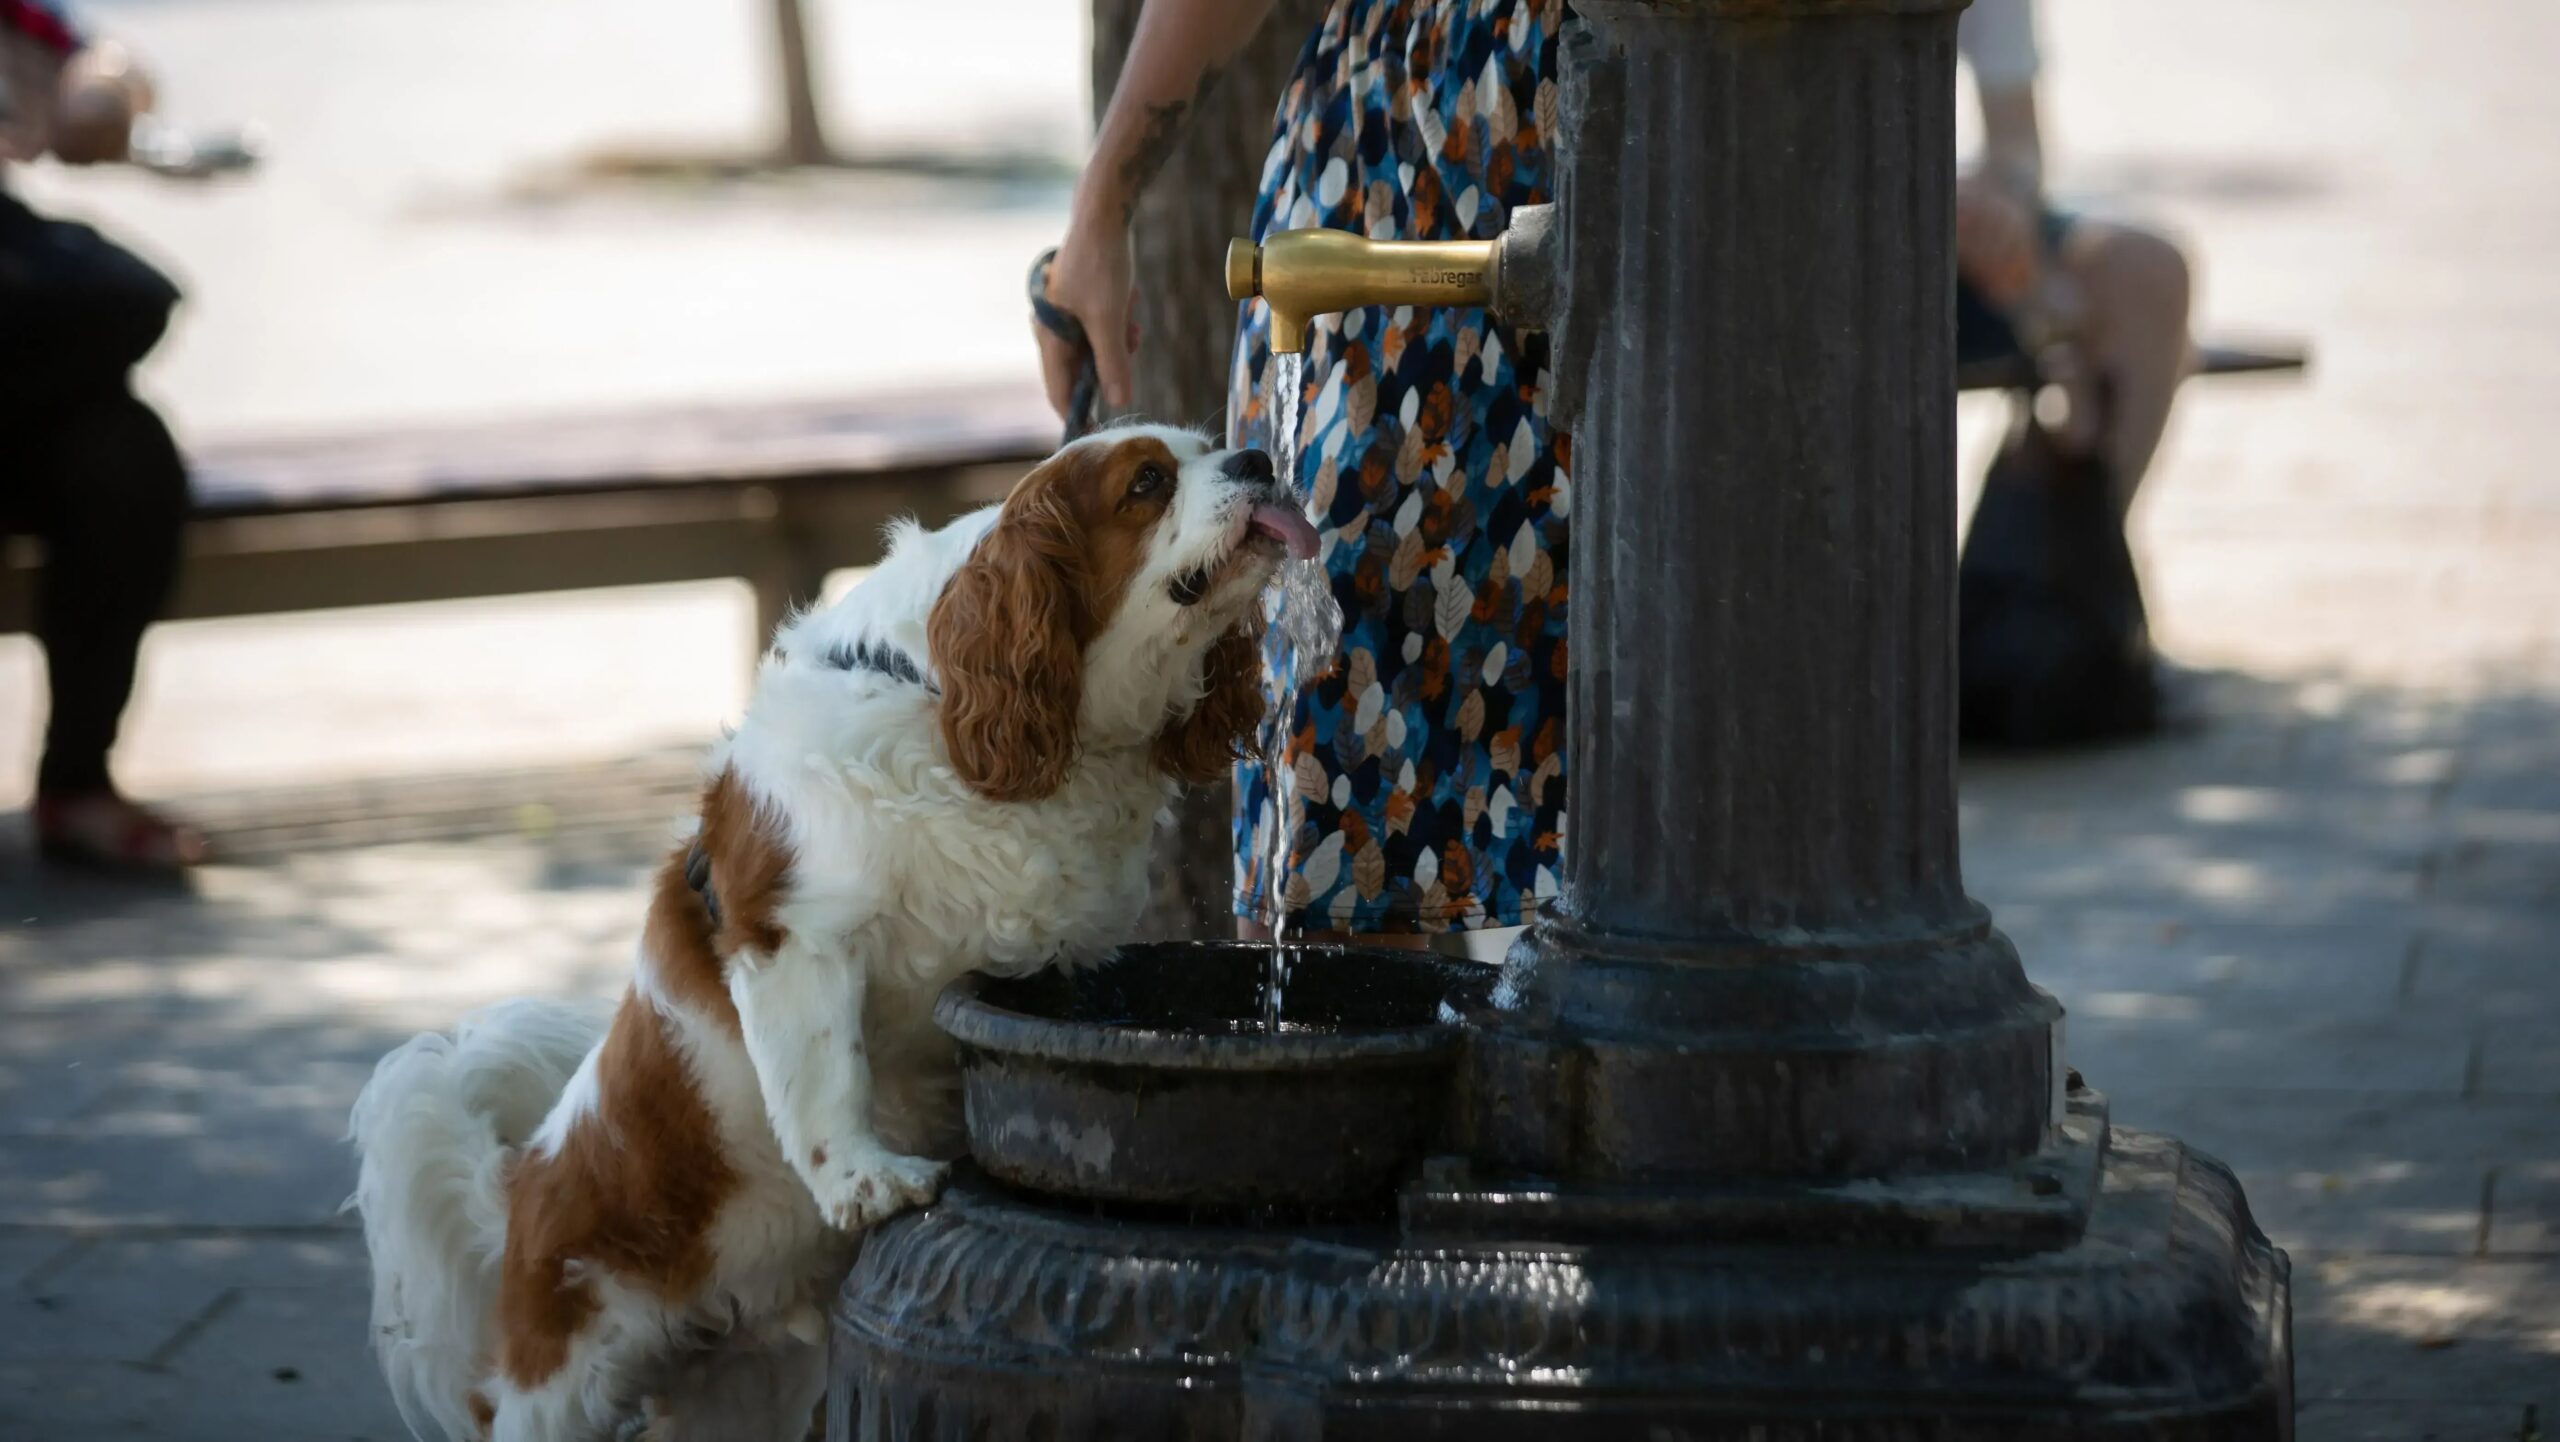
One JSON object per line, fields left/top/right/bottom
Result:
{"left": 1249, "top": 501, "right": 1321, "bottom": 561}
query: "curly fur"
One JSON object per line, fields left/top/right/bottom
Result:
{"left": 928, "top": 485, "right": 1091, "bottom": 803}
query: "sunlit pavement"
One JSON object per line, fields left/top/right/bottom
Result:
{"left": 4, "top": 1, "right": 2557, "bottom": 1437}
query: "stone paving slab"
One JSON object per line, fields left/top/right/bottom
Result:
{"left": 166, "top": 1280, "right": 409, "bottom": 1440}
{"left": 0, "top": 1135, "right": 357, "bottom": 1232}
{"left": 2001, "top": 916, "right": 2415, "bottom": 1016}
{"left": 2410, "top": 931, "right": 2560, "bottom": 1101}
{"left": 8, "top": 1235, "right": 351, "bottom": 1366}
{"left": 2292, "top": 1253, "right": 2559, "bottom": 1407}
{"left": 2486, "top": 1162, "right": 2560, "bottom": 1258}
{"left": 2024, "top": 914, "right": 2482, "bottom": 1099}
{"left": 2117, "top": 1093, "right": 2556, "bottom": 1258}
{"left": 0, "top": 1235, "right": 403, "bottom": 1441}
{"left": 2064, "top": 1010, "right": 2475, "bottom": 1101}
{"left": 0, "top": 1232, "right": 75, "bottom": 1289}
{"left": 2293, "top": 1402, "right": 2547, "bottom": 1442}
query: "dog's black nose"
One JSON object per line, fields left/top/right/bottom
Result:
{"left": 1221, "top": 448, "right": 1276, "bottom": 485}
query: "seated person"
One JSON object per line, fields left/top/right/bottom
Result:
{"left": 1948, "top": 0, "right": 2196, "bottom": 745}
{"left": 2, "top": 0, "right": 206, "bottom": 870}
{"left": 1954, "top": 0, "right": 2193, "bottom": 519}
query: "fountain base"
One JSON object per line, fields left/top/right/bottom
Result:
{"left": 832, "top": 1086, "right": 2290, "bottom": 1441}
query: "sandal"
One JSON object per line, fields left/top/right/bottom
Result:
{"left": 33, "top": 789, "right": 210, "bottom": 874}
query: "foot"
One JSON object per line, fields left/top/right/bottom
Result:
{"left": 33, "top": 790, "right": 208, "bottom": 873}
{"left": 808, "top": 1145, "right": 947, "bottom": 1232}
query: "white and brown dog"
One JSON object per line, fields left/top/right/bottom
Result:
{"left": 350, "top": 425, "right": 1318, "bottom": 1442}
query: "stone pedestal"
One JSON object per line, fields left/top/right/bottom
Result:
{"left": 837, "top": 1093, "right": 2288, "bottom": 1440}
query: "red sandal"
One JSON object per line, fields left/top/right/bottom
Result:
{"left": 33, "top": 790, "right": 210, "bottom": 873}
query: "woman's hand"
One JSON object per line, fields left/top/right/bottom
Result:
{"left": 1038, "top": 210, "right": 1139, "bottom": 421}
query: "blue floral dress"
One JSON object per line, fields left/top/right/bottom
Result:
{"left": 1229, "top": 0, "right": 1569, "bottom": 935}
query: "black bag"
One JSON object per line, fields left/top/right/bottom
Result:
{"left": 1957, "top": 402, "right": 2160, "bottom": 747}
{"left": 0, "top": 189, "right": 182, "bottom": 402}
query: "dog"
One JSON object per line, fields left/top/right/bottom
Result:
{"left": 350, "top": 425, "right": 1319, "bottom": 1441}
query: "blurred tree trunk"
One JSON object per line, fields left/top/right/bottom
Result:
{"left": 770, "top": 0, "right": 832, "bottom": 165}
{"left": 1094, "top": 0, "right": 1325, "bottom": 939}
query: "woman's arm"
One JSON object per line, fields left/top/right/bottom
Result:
{"left": 1037, "top": 0, "right": 1280, "bottom": 418}
{"left": 1079, "top": 0, "right": 1276, "bottom": 233}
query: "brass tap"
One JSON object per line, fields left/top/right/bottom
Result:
{"left": 1227, "top": 209, "right": 1556, "bottom": 355}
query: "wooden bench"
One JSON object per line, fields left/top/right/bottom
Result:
{"left": 0, "top": 382, "right": 1059, "bottom": 649}
{"left": 1, "top": 343, "right": 2301, "bottom": 651}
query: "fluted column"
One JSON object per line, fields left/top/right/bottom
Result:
{"left": 1479, "top": 0, "right": 2057, "bottom": 1184}
{"left": 1568, "top": 0, "right": 1964, "bottom": 942}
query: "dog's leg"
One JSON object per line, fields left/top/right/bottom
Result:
{"left": 730, "top": 935, "right": 946, "bottom": 1232}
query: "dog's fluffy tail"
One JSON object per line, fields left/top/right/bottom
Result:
{"left": 350, "top": 998, "right": 605, "bottom": 1441}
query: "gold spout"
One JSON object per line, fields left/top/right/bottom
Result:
{"left": 1225, "top": 229, "right": 1497, "bottom": 355}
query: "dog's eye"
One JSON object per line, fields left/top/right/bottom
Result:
{"left": 1128, "top": 463, "right": 1171, "bottom": 500}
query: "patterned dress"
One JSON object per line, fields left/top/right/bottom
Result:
{"left": 1229, "top": 0, "right": 1568, "bottom": 935}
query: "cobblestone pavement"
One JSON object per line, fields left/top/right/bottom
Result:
{"left": 4, "top": 0, "right": 2557, "bottom": 1437}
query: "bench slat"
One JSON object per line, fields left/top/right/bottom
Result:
{"left": 185, "top": 381, "right": 1059, "bottom": 519}
{"left": 1956, "top": 337, "right": 2310, "bottom": 395}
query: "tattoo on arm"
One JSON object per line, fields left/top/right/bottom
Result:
{"left": 1117, "top": 66, "right": 1225, "bottom": 224}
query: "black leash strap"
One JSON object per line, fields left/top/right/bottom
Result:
{"left": 820, "top": 639, "right": 937, "bottom": 694}
{"left": 1028, "top": 247, "right": 1100, "bottom": 443}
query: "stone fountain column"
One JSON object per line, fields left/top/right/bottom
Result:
{"left": 1470, "top": 0, "right": 2056, "bottom": 1187}
{"left": 832, "top": 1, "right": 2295, "bottom": 1435}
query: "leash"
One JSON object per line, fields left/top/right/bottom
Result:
{"left": 1028, "top": 248, "right": 1100, "bottom": 444}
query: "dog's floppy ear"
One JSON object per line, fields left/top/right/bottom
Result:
{"left": 930, "top": 482, "right": 1089, "bottom": 802}
{"left": 1152, "top": 622, "right": 1265, "bottom": 786}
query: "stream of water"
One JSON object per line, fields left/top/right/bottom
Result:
{"left": 1260, "top": 349, "right": 1342, "bottom": 1031}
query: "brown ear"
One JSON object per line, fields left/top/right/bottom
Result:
{"left": 1152, "top": 623, "right": 1266, "bottom": 786}
{"left": 929, "top": 496, "right": 1088, "bottom": 802}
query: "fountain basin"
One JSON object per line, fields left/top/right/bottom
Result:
{"left": 936, "top": 941, "right": 1490, "bottom": 1210}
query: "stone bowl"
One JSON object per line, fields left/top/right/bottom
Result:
{"left": 936, "top": 941, "right": 1492, "bottom": 1211}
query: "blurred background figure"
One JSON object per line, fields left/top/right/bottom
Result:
{"left": 1952, "top": 0, "right": 2198, "bottom": 746}
{"left": 2, "top": 0, "right": 206, "bottom": 871}
{"left": 1955, "top": 0, "right": 2195, "bottom": 513}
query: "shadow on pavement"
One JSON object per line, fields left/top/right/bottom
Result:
{"left": 0, "top": 667, "right": 2549, "bottom": 1435}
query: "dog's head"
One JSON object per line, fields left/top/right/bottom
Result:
{"left": 928, "top": 424, "right": 1319, "bottom": 802}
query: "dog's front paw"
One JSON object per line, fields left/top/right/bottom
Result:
{"left": 810, "top": 1146, "right": 947, "bottom": 1232}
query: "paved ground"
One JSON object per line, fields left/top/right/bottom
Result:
{"left": 4, "top": 0, "right": 2557, "bottom": 1438}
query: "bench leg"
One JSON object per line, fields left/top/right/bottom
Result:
{"left": 752, "top": 527, "right": 835, "bottom": 665}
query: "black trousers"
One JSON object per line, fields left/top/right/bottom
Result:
{"left": 1, "top": 384, "right": 189, "bottom": 795}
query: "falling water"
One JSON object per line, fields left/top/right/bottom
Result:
{"left": 1260, "top": 348, "right": 1341, "bottom": 1032}
{"left": 1268, "top": 354, "right": 1343, "bottom": 671}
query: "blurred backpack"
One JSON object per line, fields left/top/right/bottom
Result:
{"left": 1956, "top": 396, "right": 2161, "bottom": 747}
